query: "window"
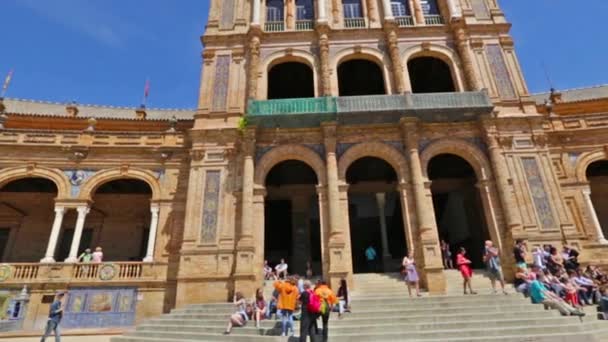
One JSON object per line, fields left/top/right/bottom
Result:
{"left": 391, "top": 0, "right": 410, "bottom": 17}
{"left": 266, "top": 0, "right": 284, "bottom": 22}
{"left": 420, "top": 0, "right": 440, "bottom": 15}
{"left": 343, "top": 0, "right": 363, "bottom": 18}
{"left": 296, "top": 0, "right": 314, "bottom": 20}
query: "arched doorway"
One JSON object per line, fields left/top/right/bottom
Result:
{"left": 338, "top": 59, "right": 386, "bottom": 96}
{"left": 587, "top": 160, "right": 608, "bottom": 237}
{"left": 346, "top": 157, "right": 407, "bottom": 273}
{"left": 268, "top": 62, "right": 314, "bottom": 99}
{"left": 428, "top": 154, "right": 489, "bottom": 268}
{"left": 407, "top": 56, "right": 456, "bottom": 93}
{"left": 264, "top": 160, "right": 322, "bottom": 276}
{"left": 87, "top": 179, "right": 153, "bottom": 262}
{"left": 0, "top": 178, "right": 58, "bottom": 262}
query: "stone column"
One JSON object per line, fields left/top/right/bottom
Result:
{"left": 235, "top": 129, "right": 257, "bottom": 279}
{"left": 252, "top": 0, "right": 261, "bottom": 25}
{"left": 376, "top": 193, "right": 391, "bottom": 262}
{"left": 400, "top": 117, "right": 445, "bottom": 294}
{"left": 412, "top": 0, "right": 425, "bottom": 25}
{"left": 317, "top": 0, "right": 327, "bottom": 22}
{"left": 583, "top": 189, "right": 608, "bottom": 244}
{"left": 476, "top": 180, "right": 503, "bottom": 251}
{"left": 397, "top": 183, "right": 415, "bottom": 254}
{"left": 317, "top": 26, "right": 332, "bottom": 96}
{"left": 382, "top": 0, "right": 394, "bottom": 19}
{"left": 453, "top": 26, "right": 481, "bottom": 91}
{"left": 143, "top": 205, "right": 161, "bottom": 262}
{"left": 363, "top": 0, "right": 378, "bottom": 23}
{"left": 286, "top": 0, "right": 296, "bottom": 29}
{"left": 65, "top": 206, "right": 90, "bottom": 263}
{"left": 40, "top": 206, "right": 66, "bottom": 263}
{"left": 331, "top": 0, "right": 340, "bottom": 23}
{"left": 385, "top": 27, "right": 406, "bottom": 94}
{"left": 246, "top": 33, "right": 261, "bottom": 100}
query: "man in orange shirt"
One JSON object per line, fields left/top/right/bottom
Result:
{"left": 314, "top": 280, "right": 338, "bottom": 342}
{"left": 274, "top": 277, "right": 299, "bottom": 337}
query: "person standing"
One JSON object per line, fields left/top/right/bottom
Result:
{"left": 40, "top": 292, "right": 64, "bottom": 342}
{"left": 441, "top": 240, "right": 453, "bottom": 269}
{"left": 314, "top": 280, "right": 337, "bottom": 342}
{"left": 365, "top": 245, "right": 377, "bottom": 273}
{"left": 456, "top": 247, "right": 477, "bottom": 295}
{"left": 274, "top": 278, "right": 299, "bottom": 336}
{"left": 78, "top": 248, "right": 92, "bottom": 262}
{"left": 299, "top": 280, "right": 317, "bottom": 342}
{"left": 402, "top": 251, "right": 421, "bottom": 297}
{"left": 92, "top": 247, "right": 103, "bottom": 263}
{"left": 306, "top": 261, "right": 313, "bottom": 279}
{"left": 483, "top": 240, "right": 508, "bottom": 295}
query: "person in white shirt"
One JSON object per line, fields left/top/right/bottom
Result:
{"left": 275, "top": 259, "right": 288, "bottom": 279}
{"left": 532, "top": 247, "right": 545, "bottom": 269}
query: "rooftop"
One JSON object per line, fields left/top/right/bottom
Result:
{"left": 532, "top": 84, "right": 608, "bottom": 105}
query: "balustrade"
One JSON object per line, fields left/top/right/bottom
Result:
{"left": 396, "top": 16, "right": 414, "bottom": 27}
{"left": 424, "top": 15, "right": 443, "bottom": 25}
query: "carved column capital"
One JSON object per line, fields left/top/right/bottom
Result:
{"left": 322, "top": 122, "right": 337, "bottom": 153}
{"left": 532, "top": 134, "right": 548, "bottom": 148}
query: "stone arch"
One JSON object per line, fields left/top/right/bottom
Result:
{"left": 576, "top": 150, "right": 608, "bottom": 182}
{"left": 402, "top": 44, "right": 465, "bottom": 92}
{"left": 338, "top": 142, "right": 409, "bottom": 183}
{"left": 254, "top": 144, "right": 327, "bottom": 186}
{"left": 0, "top": 166, "right": 71, "bottom": 199}
{"left": 260, "top": 49, "right": 320, "bottom": 99}
{"left": 419, "top": 139, "right": 492, "bottom": 181}
{"left": 332, "top": 47, "right": 394, "bottom": 95}
{"left": 78, "top": 168, "right": 162, "bottom": 201}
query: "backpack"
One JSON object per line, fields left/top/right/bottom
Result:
{"left": 306, "top": 289, "right": 321, "bottom": 314}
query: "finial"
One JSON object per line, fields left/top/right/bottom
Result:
{"left": 166, "top": 115, "right": 177, "bottom": 133}
{"left": 86, "top": 117, "right": 98, "bottom": 131}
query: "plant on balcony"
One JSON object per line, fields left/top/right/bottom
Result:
{"left": 237, "top": 116, "right": 248, "bottom": 132}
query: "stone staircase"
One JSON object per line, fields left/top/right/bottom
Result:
{"left": 112, "top": 270, "right": 608, "bottom": 342}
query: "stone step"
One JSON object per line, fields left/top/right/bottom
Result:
{"left": 137, "top": 316, "right": 578, "bottom": 333}
{"left": 118, "top": 322, "right": 589, "bottom": 341}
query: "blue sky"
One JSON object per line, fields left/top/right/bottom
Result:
{"left": 0, "top": 0, "right": 606, "bottom": 108}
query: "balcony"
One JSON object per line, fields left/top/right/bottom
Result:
{"left": 0, "top": 262, "right": 168, "bottom": 286}
{"left": 344, "top": 18, "right": 366, "bottom": 29}
{"left": 424, "top": 15, "right": 444, "bottom": 25}
{"left": 396, "top": 16, "right": 414, "bottom": 27}
{"left": 295, "top": 20, "right": 314, "bottom": 31}
{"left": 264, "top": 21, "right": 285, "bottom": 32}
{"left": 247, "top": 91, "right": 494, "bottom": 127}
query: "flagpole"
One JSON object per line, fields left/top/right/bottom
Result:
{"left": 1, "top": 69, "right": 14, "bottom": 98}
{"left": 141, "top": 78, "right": 150, "bottom": 108}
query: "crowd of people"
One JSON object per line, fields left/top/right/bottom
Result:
{"left": 225, "top": 259, "right": 349, "bottom": 342}
{"left": 512, "top": 239, "right": 608, "bottom": 317}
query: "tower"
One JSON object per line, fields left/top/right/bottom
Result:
{"left": 177, "top": 0, "right": 553, "bottom": 303}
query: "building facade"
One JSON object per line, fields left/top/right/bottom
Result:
{"left": 1, "top": 0, "right": 608, "bottom": 331}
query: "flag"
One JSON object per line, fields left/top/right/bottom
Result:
{"left": 2, "top": 69, "right": 13, "bottom": 95}
{"left": 144, "top": 78, "right": 150, "bottom": 99}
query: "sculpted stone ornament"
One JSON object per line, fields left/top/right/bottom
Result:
{"left": 0, "top": 264, "right": 11, "bottom": 282}
{"left": 247, "top": 35, "right": 261, "bottom": 100}
{"left": 0, "top": 113, "right": 7, "bottom": 129}
{"left": 317, "top": 27, "right": 331, "bottom": 96}
{"left": 99, "top": 263, "right": 117, "bottom": 281}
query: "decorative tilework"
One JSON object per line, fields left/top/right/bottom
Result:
{"left": 471, "top": 0, "right": 491, "bottom": 19}
{"left": 201, "top": 171, "right": 221, "bottom": 243}
{"left": 212, "top": 56, "right": 231, "bottom": 112}
{"left": 220, "top": 0, "right": 236, "bottom": 29}
{"left": 63, "top": 287, "right": 136, "bottom": 329}
{"left": 255, "top": 146, "right": 275, "bottom": 163}
{"left": 418, "top": 138, "right": 433, "bottom": 153}
{"left": 568, "top": 153, "right": 581, "bottom": 166}
{"left": 465, "top": 137, "right": 488, "bottom": 154}
{"left": 63, "top": 170, "right": 96, "bottom": 198}
{"left": 521, "top": 157, "right": 557, "bottom": 229}
{"left": 385, "top": 141, "right": 405, "bottom": 154}
{"left": 337, "top": 143, "right": 356, "bottom": 158}
{"left": 304, "top": 144, "right": 326, "bottom": 160}
{"left": 486, "top": 44, "right": 517, "bottom": 100}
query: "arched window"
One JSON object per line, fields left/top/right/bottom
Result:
{"left": 268, "top": 62, "right": 315, "bottom": 99}
{"left": 338, "top": 59, "right": 386, "bottom": 96}
{"left": 408, "top": 56, "right": 456, "bottom": 93}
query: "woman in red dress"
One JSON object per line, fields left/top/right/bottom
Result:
{"left": 456, "top": 247, "right": 477, "bottom": 295}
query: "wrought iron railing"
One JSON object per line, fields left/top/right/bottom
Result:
{"left": 344, "top": 18, "right": 366, "bottom": 28}
{"left": 396, "top": 16, "right": 414, "bottom": 27}
{"left": 248, "top": 97, "right": 338, "bottom": 116}
{"left": 295, "top": 20, "right": 314, "bottom": 31}
{"left": 424, "top": 15, "right": 444, "bottom": 25}
{"left": 264, "top": 21, "right": 285, "bottom": 32}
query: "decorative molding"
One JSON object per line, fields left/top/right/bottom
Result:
{"left": 521, "top": 157, "right": 557, "bottom": 230}
{"left": 201, "top": 170, "right": 221, "bottom": 243}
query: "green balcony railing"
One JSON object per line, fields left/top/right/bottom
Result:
{"left": 247, "top": 91, "right": 494, "bottom": 127}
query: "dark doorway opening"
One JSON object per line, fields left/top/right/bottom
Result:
{"left": 264, "top": 160, "right": 322, "bottom": 276}
{"left": 428, "top": 154, "right": 489, "bottom": 269}
{"left": 346, "top": 157, "right": 407, "bottom": 273}
{"left": 268, "top": 62, "right": 314, "bottom": 99}
{"left": 587, "top": 160, "right": 608, "bottom": 238}
{"left": 338, "top": 60, "right": 386, "bottom": 96}
{"left": 408, "top": 57, "right": 455, "bottom": 93}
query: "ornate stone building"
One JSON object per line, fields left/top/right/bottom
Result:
{"left": 0, "top": 0, "right": 607, "bottom": 331}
